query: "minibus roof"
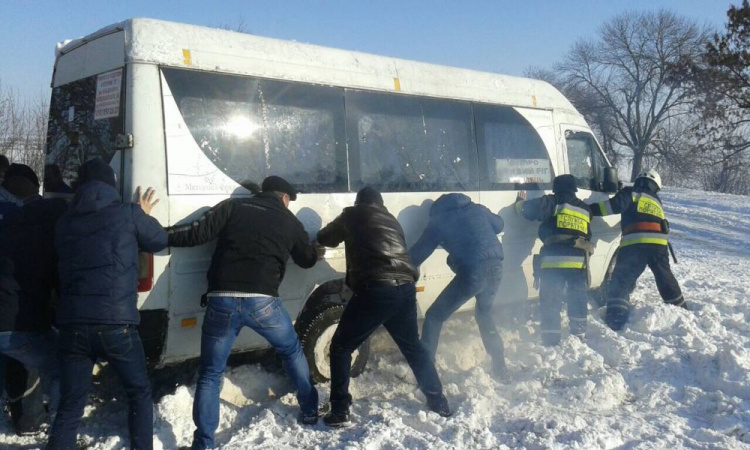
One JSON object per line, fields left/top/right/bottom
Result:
{"left": 55, "top": 17, "right": 578, "bottom": 113}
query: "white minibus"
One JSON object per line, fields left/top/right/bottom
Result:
{"left": 45, "top": 18, "right": 621, "bottom": 381}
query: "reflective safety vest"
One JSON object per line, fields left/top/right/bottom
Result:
{"left": 620, "top": 192, "right": 668, "bottom": 247}
{"left": 540, "top": 203, "right": 591, "bottom": 269}
{"left": 553, "top": 203, "right": 591, "bottom": 235}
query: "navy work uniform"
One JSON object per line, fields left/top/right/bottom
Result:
{"left": 516, "top": 175, "right": 593, "bottom": 346}
{"left": 591, "top": 169, "right": 686, "bottom": 331}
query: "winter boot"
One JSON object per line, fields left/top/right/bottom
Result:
{"left": 323, "top": 409, "right": 352, "bottom": 428}
{"left": 298, "top": 402, "right": 330, "bottom": 425}
{"left": 426, "top": 394, "right": 452, "bottom": 417}
{"left": 604, "top": 300, "right": 630, "bottom": 331}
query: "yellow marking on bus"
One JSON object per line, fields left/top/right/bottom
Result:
{"left": 416, "top": 285, "right": 425, "bottom": 292}
{"left": 181, "top": 317, "right": 198, "bottom": 328}
{"left": 183, "top": 49, "right": 192, "bottom": 66}
{"left": 532, "top": 95, "right": 537, "bottom": 107}
{"left": 394, "top": 78, "right": 401, "bottom": 91}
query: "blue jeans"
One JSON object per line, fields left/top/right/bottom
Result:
{"left": 421, "top": 262, "right": 505, "bottom": 365}
{"left": 192, "top": 296, "right": 318, "bottom": 450}
{"left": 47, "top": 324, "right": 153, "bottom": 450}
{"left": 330, "top": 282, "right": 444, "bottom": 414}
{"left": 0, "top": 330, "right": 60, "bottom": 419}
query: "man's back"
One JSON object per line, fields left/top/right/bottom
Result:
{"left": 56, "top": 181, "right": 166, "bottom": 325}
{"left": 427, "top": 193, "right": 504, "bottom": 267}
{"left": 1, "top": 197, "right": 67, "bottom": 332}
{"left": 317, "top": 202, "right": 418, "bottom": 289}
{"left": 168, "top": 191, "right": 318, "bottom": 296}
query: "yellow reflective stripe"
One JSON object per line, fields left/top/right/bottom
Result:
{"left": 515, "top": 201, "right": 524, "bottom": 215}
{"left": 541, "top": 261, "right": 585, "bottom": 269}
{"left": 558, "top": 208, "right": 590, "bottom": 222}
{"left": 597, "top": 201, "right": 609, "bottom": 216}
{"left": 620, "top": 237, "right": 668, "bottom": 247}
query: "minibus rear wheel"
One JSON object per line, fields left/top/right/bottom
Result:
{"left": 295, "top": 303, "right": 370, "bottom": 384}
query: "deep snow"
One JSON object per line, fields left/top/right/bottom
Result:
{"left": 1, "top": 187, "right": 749, "bottom": 449}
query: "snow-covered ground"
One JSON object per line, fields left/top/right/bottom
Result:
{"left": 2, "top": 187, "right": 749, "bottom": 449}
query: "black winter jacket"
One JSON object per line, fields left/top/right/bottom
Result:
{"left": 409, "top": 193, "right": 504, "bottom": 270}
{"left": 0, "top": 196, "right": 67, "bottom": 332}
{"left": 167, "top": 192, "right": 318, "bottom": 296}
{"left": 317, "top": 203, "right": 419, "bottom": 290}
{"left": 55, "top": 182, "right": 168, "bottom": 325}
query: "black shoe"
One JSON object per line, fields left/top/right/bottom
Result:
{"left": 323, "top": 410, "right": 352, "bottom": 428}
{"left": 298, "top": 402, "right": 331, "bottom": 425}
{"left": 426, "top": 395, "right": 452, "bottom": 417}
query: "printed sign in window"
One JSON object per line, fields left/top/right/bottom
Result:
{"left": 94, "top": 69, "right": 123, "bottom": 120}
{"left": 495, "top": 158, "right": 552, "bottom": 184}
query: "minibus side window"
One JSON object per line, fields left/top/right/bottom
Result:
{"left": 565, "top": 130, "right": 608, "bottom": 191}
{"left": 163, "top": 69, "right": 348, "bottom": 193}
{"left": 345, "top": 90, "right": 478, "bottom": 192}
{"left": 474, "top": 105, "right": 554, "bottom": 191}
{"left": 45, "top": 69, "right": 125, "bottom": 191}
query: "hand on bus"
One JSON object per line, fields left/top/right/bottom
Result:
{"left": 137, "top": 186, "right": 160, "bottom": 215}
{"left": 313, "top": 241, "right": 326, "bottom": 260}
{"left": 516, "top": 190, "right": 527, "bottom": 202}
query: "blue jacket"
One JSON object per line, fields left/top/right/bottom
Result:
{"left": 409, "top": 193, "right": 504, "bottom": 270}
{"left": 55, "top": 181, "right": 168, "bottom": 325}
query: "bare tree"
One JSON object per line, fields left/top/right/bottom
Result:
{"left": 556, "top": 10, "right": 710, "bottom": 181}
{"left": 0, "top": 78, "right": 49, "bottom": 178}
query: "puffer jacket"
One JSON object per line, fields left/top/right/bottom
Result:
{"left": 409, "top": 193, "right": 504, "bottom": 270}
{"left": 0, "top": 196, "right": 67, "bottom": 331}
{"left": 317, "top": 202, "right": 419, "bottom": 290}
{"left": 55, "top": 181, "right": 168, "bottom": 325}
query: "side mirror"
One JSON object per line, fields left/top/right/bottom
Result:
{"left": 603, "top": 167, "right": 619, "bottom": 193}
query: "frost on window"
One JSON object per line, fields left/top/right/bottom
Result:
{"left": 565, "top": 131, "right": 607, "bottom": 191}
{"left": 475, "top": 105, "right": 553, "bottom": 190}
{"left": 347, "top": 90, "right": 477, "bottom": 192}
{"left": 163, "top": 69, "right": 347, "bottom": 193}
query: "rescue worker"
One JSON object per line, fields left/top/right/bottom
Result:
{"left": 409, "top": 193, "right": 507, "bottom": 377}
{"left": 590, "top": 169, "right": 686, "bottom": 331}
{"left": 317, "top": 187, "right": 451, "bottom": 427}
{"left": 515, "top": 174, "right": 593, "bottom": 346}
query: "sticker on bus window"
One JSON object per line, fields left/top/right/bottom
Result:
{"left": 495, "top": 158, "right": 552, "bottom": 184}
{"left": 94, "top": 69, "right": 123, "bottom": 120}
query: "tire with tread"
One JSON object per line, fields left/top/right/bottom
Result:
{"left": 295, "top": 303, "right": 369, "bottom": 383}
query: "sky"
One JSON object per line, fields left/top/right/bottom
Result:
{"left": 0, "top": 0, "right": 734, "bottom": 104}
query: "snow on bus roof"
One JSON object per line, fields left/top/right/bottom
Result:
{"left": 55, "top": 18, "right": 577, "bottom": 112}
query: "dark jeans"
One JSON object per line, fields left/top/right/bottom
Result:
{"left": 0, "top": 330, "right": 60, "bottom": 419}
{"left": 605, "top": 244, "right": 684, "bottom": 330}
{"left": 421, "top": 262, "right": 505, "bottom": 365}
{"left": 329, "top": 282, "right": 444, "bottom": 414}
{"left": 539, "top": 269, "right": 588, "bottom": 346}
{"left": 47, "top": 324, "right": 152, "bottom": 450}
{"left": 192, "top": 296, "right": 317, "bottom": 450}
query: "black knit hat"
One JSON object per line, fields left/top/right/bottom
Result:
{"left": 553, "top": 174, "right": 577, "bottom": 194}
{"left": 355, "top": 186, "right": 384, "bottom": 206}
{"left": 261, "top": 175, "right": 297, "bottom": 201}
{"left": 4, "top": 163, "right": 39, "bottom": 187}
{"left": 78, "top": 158, "right": 116, "bottom": 188}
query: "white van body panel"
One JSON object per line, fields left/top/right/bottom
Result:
{"left": 49, "top": 18, "right": 620, "bottom": 366}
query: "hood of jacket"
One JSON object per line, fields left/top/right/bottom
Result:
{"left": 70, "top": 181, "right": 120, "bottom": 214}
{"left": 430, "top": 193, "right": 472, "bottom": 216}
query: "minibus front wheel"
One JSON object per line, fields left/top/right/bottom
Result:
{"left": 295, "top": 303, "right": 370, "bottom": 384}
